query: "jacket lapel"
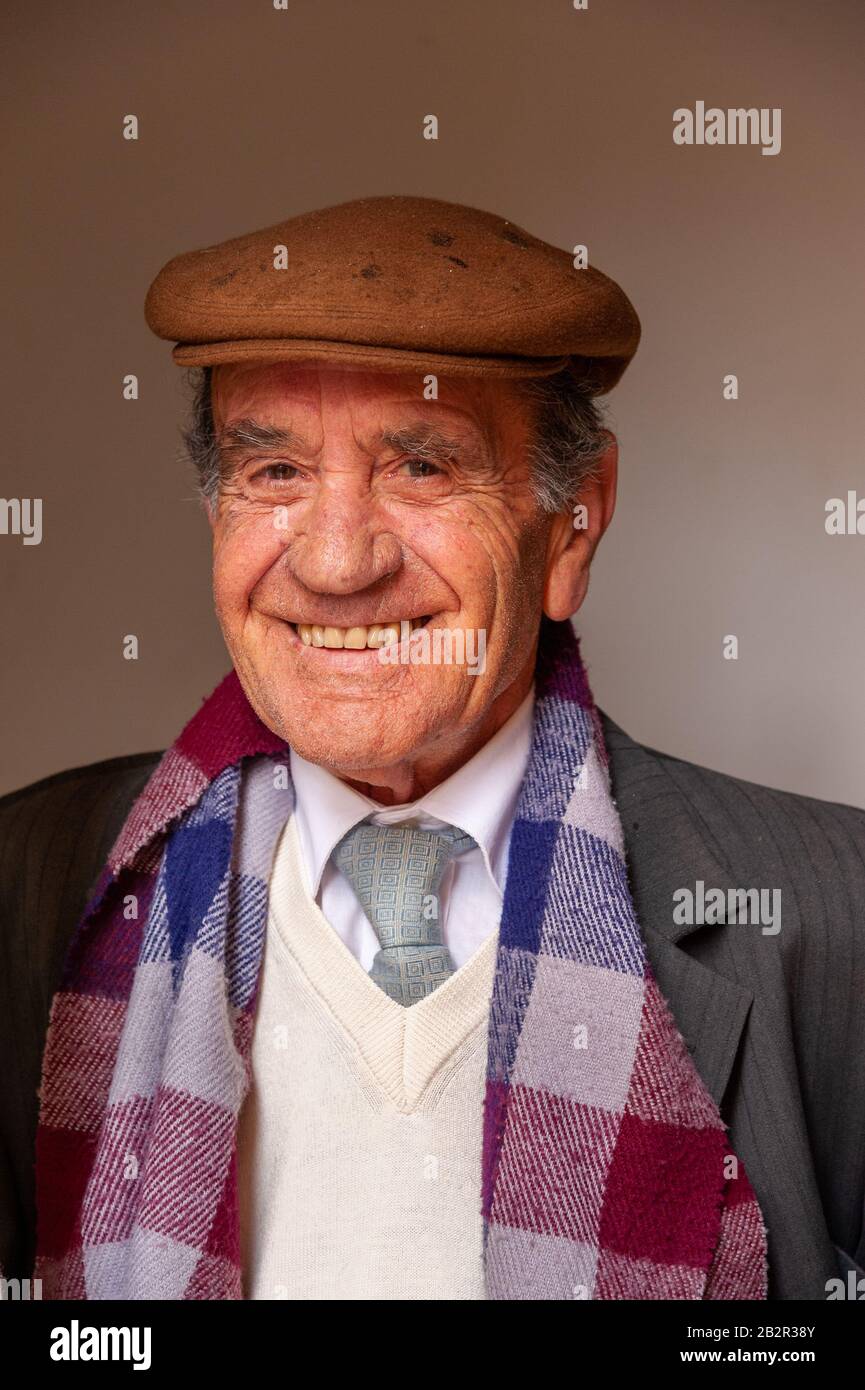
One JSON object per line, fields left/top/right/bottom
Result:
{"left": 601, "top": 713, "right": 754, "bottom": 1112}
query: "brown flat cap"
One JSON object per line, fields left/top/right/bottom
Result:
{"left": 145, "top": 195, "right": 640, "bottom": 393}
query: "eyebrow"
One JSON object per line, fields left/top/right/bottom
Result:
{"left": 380, "top": 422, "right": 466, "bottom": 463}
{"left": 216, "top": 416, "right": 469, "bottom": 471}
{"left": 216, "top": 419, "right": 310, "bottom": 456}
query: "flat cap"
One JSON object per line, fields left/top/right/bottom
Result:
{"left": 145, "top": 195, "right": 640, "bottom": 393}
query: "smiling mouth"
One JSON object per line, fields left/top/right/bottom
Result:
{"left": 287, "top": 617, "right": 432, "bottom": 650}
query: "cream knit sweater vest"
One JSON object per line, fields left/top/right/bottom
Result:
{"left": 237, "top": 815, "right": 498, "bottom": 1300}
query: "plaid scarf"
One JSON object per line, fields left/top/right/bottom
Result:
{"left": 35, "top": 619, "right": 767, "bottom": 1299}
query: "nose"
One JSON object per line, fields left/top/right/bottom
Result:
{"left": 288, "top": 480, "right": 402, "bottom": 595}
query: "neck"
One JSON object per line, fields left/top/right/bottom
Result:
{"left": 341, "top": 664, "right": 535, "bottom": 805}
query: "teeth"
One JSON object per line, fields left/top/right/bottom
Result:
{"left": 295, "top": 619, "right": 427, "bottom": 649}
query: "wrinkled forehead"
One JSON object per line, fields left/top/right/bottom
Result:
{"left": 210, "top": 360, "right": 530, "bottom": 444}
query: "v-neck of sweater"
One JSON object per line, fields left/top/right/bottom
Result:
{"left": 266, "top": 815, "right": 499, "bottom": 1111}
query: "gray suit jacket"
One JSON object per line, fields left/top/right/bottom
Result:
{"left": 1, "top": 716, "right": 863, "bottom": 1299}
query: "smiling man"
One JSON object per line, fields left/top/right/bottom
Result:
{"left": 206, "top": 361, "right": 599, "bottom": 800}
{"left": 1, "top": 196, "right": 863, "bottom": 1303}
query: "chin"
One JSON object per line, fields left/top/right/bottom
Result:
{"left": 255, "top": 676, "right": 477, "bottom": 776}
{"left": 289, "top": 730, "right": 416, "bottom": 775}
{"left": 275, "top": 710, "right": 429, "bottom": 775}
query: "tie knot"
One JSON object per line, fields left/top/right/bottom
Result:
{"left": 331, "top": 820, "right": 476, "bottom": 947}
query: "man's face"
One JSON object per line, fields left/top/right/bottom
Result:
{"left": 208, "top": 363, "right": 570, "bottom": 777}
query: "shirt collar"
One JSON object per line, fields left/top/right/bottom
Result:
{"left": 289, "top": 689, "right": 535, "bottom": 899}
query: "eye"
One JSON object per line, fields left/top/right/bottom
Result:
{"left": 255, "top": 461, "right": 300, "bottom": 482}
{"left": 398, "top": 457, "right": 444, "bottom": 478}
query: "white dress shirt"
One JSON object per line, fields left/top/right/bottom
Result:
{"left": 288, "top": 691, "right": 535, "bottom": 970}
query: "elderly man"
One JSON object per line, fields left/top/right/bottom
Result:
{"left": 1, "top": 196, "right": 863, "bottom": 1303}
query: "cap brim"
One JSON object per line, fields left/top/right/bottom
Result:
{"left": 170, "top": 336, "right": 620, "bottom": 387}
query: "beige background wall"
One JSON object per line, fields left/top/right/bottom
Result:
{"left": 1, "top": 0, "right": 863, "bottom": 804}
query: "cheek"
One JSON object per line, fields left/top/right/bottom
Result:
{"left": 401, "top": 504, "right": 519, "bottom": 611}
{"left": 212, "top": 513, "right": 285, "bottom": 617}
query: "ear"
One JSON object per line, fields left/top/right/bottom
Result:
{"left": 542, "top": 432, "right": 618, "bottom": 621}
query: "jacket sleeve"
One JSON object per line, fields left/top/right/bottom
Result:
{"left": 0, "top": 753, "right": 160, "bottom": 1280}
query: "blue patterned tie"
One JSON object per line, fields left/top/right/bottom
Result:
{"left": 332, "top": 821, "right": 477, "bottom": 1006}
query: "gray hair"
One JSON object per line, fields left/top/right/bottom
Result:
{"left": 516, "top": 370, "right": 608, "bottom": 512}
{"left": 182, "top": 368, "right": 220, "bottom": 507}
{"left": 182, "top": 365, "right": 608, "bottom": 514}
